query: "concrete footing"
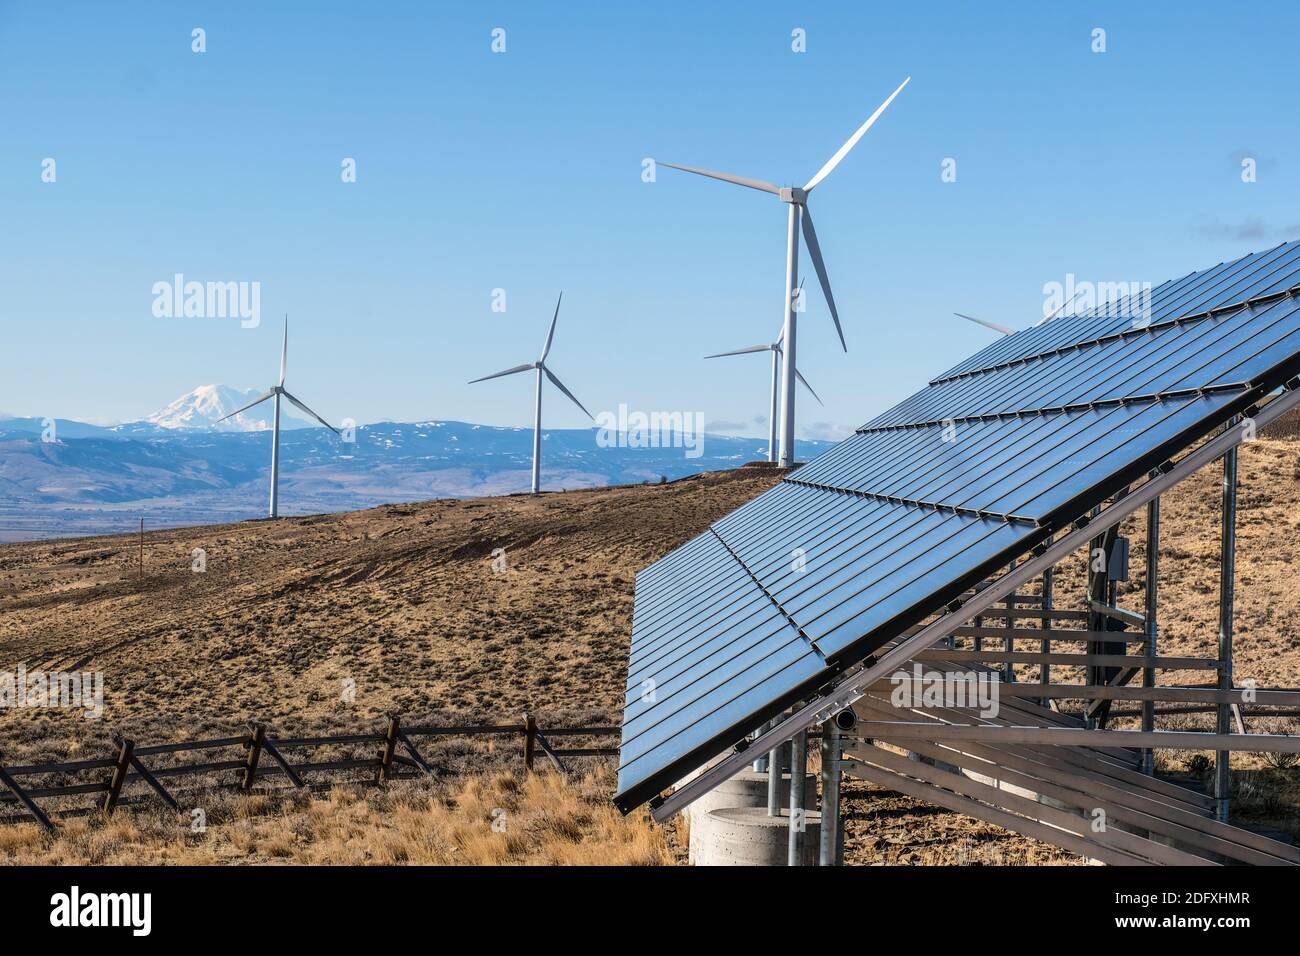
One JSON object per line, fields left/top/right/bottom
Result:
{"left": 685, "top": 769, "right": 815, "bottom": 826}
{"left": 692, "top": 807, "right": 822, "bottom": 866}
{"left": 682, "top": 769, "right": 818, "bottom": 865}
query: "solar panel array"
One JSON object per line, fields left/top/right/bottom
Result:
{"left": 614, "top": 241, "right": 1300, "bottom": 813}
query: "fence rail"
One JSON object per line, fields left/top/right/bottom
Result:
{"left": 0, "top": 711, "right": 620, "bottom": 832}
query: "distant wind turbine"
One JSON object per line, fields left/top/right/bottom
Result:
{"left": 468, "top": 292, "right": 592, "bottom": 495}
{"left": 658, "top": 76, "right": 911, "bottom": 467}
{"left": 954, "top": 285, "right": 1087, "bottom": 338}
{"left": 706, "top": 285, "right": 823, "bottom": 463}
{"left": 217, "top": 315, "right": 340, "bottom": 519}
{"left": 1034, "top": 288, "right": 1086, "bottom": 328}
{"left": 954, "top": 312, "right": 1016, "bottom": 336}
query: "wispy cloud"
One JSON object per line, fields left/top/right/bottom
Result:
{"left": 704, "top": 419, "right": 752, "bottom": 434}
{"left": 1190, "top": 217, "right": 1300, "bottom": 242}
{"left": 800, "top": 421, "right": 854, "bottom": 442}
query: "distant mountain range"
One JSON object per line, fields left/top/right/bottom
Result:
{"left": 0, "top": 384, "right": 316, "bottom": 439}
{"left": 0, "top": 386, "right": 829, "bottom": 541}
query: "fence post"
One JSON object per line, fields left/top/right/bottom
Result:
{"left": 242, "top": 723, "right": 266, "bottom": 791}
{"left": 523, "top": 712, "right": 537, "bottom": 771}
{"left": 104, "top": 737, "right": 134, "bottom": 814}
{"left": 377, "top": 715, "right": 400, "bottom": 784}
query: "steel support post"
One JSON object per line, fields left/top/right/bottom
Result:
{"left": 1003, "top": 561, "right": 1016, "bottom": 683}
{"left": 818, "top": 719, "right": 842, "bottom": 866}
{"left": 787, "top": 728, "right": 807, "bottom": 865}
{"left": 1216, "top": 444, "right": 1238, "bottom": 822}
{"left": 1142, "top": 496, "right": 1160, "bottom": 775}
{"left": 1040, "top": 566, "right": 1053, "bottom": 686}
{"left": 767, "top": 732, "right": 785, "bottom": 816}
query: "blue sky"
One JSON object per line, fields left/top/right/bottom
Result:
{"left": 2, "top": 1, "right": 1298, "bottom": 439}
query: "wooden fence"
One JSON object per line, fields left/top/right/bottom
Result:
{"left": 0, "top": 712, "right": 620, "bottom": 832}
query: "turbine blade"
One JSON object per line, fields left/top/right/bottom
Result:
{"left": 542, "top": 367, "right": 593, "bottom": 420}
{"left": 704, "top": 344, "right": 773, "bottom": 359}
{"left": 657, "top": 161, "right": 780, "bottom": 195}
{"left": 279, "top": 315, "right": 288, "bottom": 387}
{"left": 281, "top": 389, "right": 341, "bottom": 435}
{"left": 803, "top": 76, "right": 911, "bottom": 193}
{"left": 468, "top": 362, "right": 536, "bottom": 384}
{"left": 215, "top": 389, "right": 276, "bottom": 424}
{"left": 1034, "top": 288, "right": 1084, "bottom": 327}
{"left": 540, "top": 291, "right": 563, "bottom": 361}
{"left": 795, "top": 368, "right": 824, "bottom": 406}
{"left": 954, "top": 312, "right": 1016, "bottom": 336}
{"left": 800, "top": 206, "right": 847, "bottom": 351}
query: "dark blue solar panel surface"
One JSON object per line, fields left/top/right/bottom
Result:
{"left": 614, "top": 241, "right": 1300, "bottom": 813}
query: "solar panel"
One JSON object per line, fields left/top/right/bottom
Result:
{"left": 614, "top": 240, "right": 1300, "bottom": 814}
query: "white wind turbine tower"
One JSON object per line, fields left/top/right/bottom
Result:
{"left": 217, "top": 315, "right": 340, "bottom": 518}
{"left": 705, "top": 283, "right": 824, "bottom": 463}
{"left": 468, "top": 292, "right": 593, "bottom": 495}
{"left": 658, "top": 77, "right": 910, "bottom": 467}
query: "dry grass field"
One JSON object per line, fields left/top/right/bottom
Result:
{"left": 0, "top": 767, "right": 675, "bottom": 865}
{"left": 2, "top": 419, "right": 1299, "bottom": 865}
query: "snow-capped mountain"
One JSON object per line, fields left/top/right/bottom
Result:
{"left": 141, "top": 385, "right": 313, "bottom": 432}
{"left": 0, "top": 410, "right": 837, "bottom": 540}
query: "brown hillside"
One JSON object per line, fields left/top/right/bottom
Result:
{"left": 1, "top": 432, "right": 1298, "bottom": 863}
{"left": 0, "top": 467, "right": 779, "bottom": 765}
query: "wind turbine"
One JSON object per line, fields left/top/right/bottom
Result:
{"left": 468, "top": 292, "right": 593, "bottom": 495}
{"left": 658, "top": 76, "right": 910, "bottom": 468}
{"left": 954, "top": 287, "right": 1087, "bottom": 338}
{"left": 954, "top": 312, "right": 1015, "bottom": 336}
{"left": 217, "top": 315, "right": 340, "bottom": 519}
{"left": 1035, "top": 287, "right": 1086, "bottom": 327}
{"left": 706, "top": 285, "right": 823, "bottom": 463}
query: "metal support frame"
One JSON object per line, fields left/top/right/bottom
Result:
{"left": 1039, "top": 567, "right": 1053, "bottom": 686}
{"left": 787, "top": 728, "right": 807, "bottom": 865}
{"left": 753, "top": 719, "right": 771, "bottom": 773}
{"left": 851, "top": 722, "right": 1300, "bottom": 752}
{"left": 1004, "top": 560, "right": 1017, "bottom": 683}
{"left": 1217, "top": 440, "right": 1238, "bottom": 822}
{"left": 650, "top": 382, "right": 1300, "bottom": 824}
{"left": 1083, "top": 506, "right": 1101, "bottom": 726}
{"left": 818, "top": 718, "right": 843, "bottom": 866}
{"left": 1086, "top": 506, "right": 1121, "bottom": 719}
{"left": 766, "top": 731, "right": 785, "bottom": 816}
{"left": 1142, "top": 496, "right": 1160, "bottom": 775}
